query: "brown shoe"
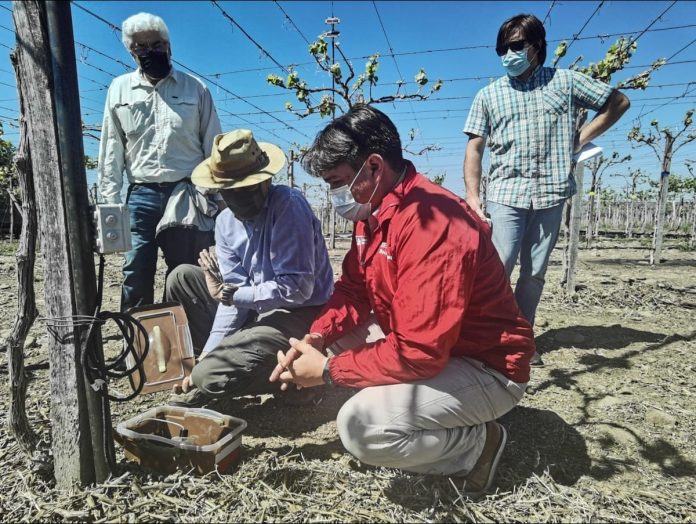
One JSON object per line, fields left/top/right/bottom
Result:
{"left": 530, "top": 351, "right": 545, "bottom": 367}
{"left": 168, "top": 387, "right": 211, "bottom": 408}
{"left": 464, "top": 422, "right": 508, "bottom": 497}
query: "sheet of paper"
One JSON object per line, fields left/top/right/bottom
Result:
{"left": 573, "top": 142, "right": 603, "bottom": 163}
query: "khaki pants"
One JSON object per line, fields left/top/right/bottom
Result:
{"left": 332, "top": 318, "right": 527, "bottom": 476}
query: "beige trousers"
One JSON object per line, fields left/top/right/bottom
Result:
{"left": 331, "top": 318, "right": 527, "bottom": 476}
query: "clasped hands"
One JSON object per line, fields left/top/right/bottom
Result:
{"left": 269, "top": 333, "right": 328, "bottom": 389}
{"left": 198, "top": 248, "right": 236, "bottom": 306}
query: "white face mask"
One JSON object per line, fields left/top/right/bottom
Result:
{"left": 329, "top": 159, "right": 379, "bottom": 222}
{"left": 502, "top": 47, "right": 531, "bottom": 77}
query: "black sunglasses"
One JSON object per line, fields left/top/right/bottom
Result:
{"left": 496, "top": 40, "right": 528, "bottom": 57}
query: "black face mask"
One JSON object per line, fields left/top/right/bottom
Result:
{"left": 138, "top": 50, "right": 171, "bottom": 80}
{"left": 222, "top": 184, "right": 269, "bottom": 220}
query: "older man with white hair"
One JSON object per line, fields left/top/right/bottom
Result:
{"left": 98, "top": 12, "right": 222, "bottom": 311}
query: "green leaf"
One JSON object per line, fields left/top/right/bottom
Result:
{"left": 287, "top": 70, "right": 299, "bottom": 88}
{"left": 266, "top": 74, "right": 285, "bottom": 88}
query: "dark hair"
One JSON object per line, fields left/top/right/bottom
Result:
{"left": 497, "top": 14, "right": 547, "bottom": 65}
{"left": 301, "top": 104, "right": 404, "bottom": 177}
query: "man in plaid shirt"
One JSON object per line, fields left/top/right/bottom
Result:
{"left": 463, "top": 13, "right": 630, "bottom": 366}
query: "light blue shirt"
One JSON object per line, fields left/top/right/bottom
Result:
{"left": 203, "top": 185, "right": 334, "bottom": 353}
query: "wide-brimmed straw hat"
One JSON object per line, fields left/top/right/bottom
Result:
{"left": 192, "top": 129, "right": 286, "bottom": 189}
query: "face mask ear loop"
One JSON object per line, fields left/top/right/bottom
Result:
{"left": 526, "top": 44, "right": 540, "bottom": 64}
{"left": 348, "top": 157, "right": 369, "bottom": 193}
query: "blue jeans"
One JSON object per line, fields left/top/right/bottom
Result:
{"left": 122, "top": 184, "right": 214, "bottom": 310}
{"left": 486, "top": 201, "right": 564, "bottom": 326}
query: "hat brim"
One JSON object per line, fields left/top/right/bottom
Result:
{"left": 191, "top": 142, "right": 286, "bottom": 189}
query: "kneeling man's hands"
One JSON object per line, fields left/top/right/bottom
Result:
{"left": 270, "top": 333, "right": 324, "bottom": 390}
{"left": 272, "top": 336, "right": 327, "bottom": 389}
{"left": 198, "top": 248, "right": 237, "bottom": 305}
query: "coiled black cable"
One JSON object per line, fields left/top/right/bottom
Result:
{"left": 80, "top": 254, "right": 150, "bottom": 402}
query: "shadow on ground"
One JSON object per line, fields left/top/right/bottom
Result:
{"left": 211, "top": 387, "right": 354, "bottom": 440}
{"left": 382, "top": 407, "right": 588, "bottom": 512}
{"left": 536, "top": 324, "right": 666, "bottom": 357}
{"left": 534, "top": 329, "right": 694, "bottom": 396}
{"left": 587, "top": 422, "right": 696, "bottom": 480}
{"left": 499, "top": 406, "right": 589, "bottom": 487}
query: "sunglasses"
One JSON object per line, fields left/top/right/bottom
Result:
{"left": 496, "top": 40, "right": 528, "bottom": 57}
{"left": 131, "top": 41, "right": 167, "bottom": 57}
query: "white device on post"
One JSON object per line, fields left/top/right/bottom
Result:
{"left": 93, "top": 204, "right": 132, "bottom": 254}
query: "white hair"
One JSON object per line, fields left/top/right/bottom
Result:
{"left": 121, "top": 12, "right": 170, "bottom": 49}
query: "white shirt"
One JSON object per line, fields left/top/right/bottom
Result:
{"left": 97, "top": 67, "right": 222, "bottom": 204}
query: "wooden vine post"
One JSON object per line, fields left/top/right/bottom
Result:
{"left": 13, "top": 0, "right": 111, "bottom": 487}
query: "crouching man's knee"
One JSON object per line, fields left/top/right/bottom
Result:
{"left": 165, "top": 263, "right": 197, "bottom": 300}
{"left": 336, "top": 392, "right": 403, "bottom": 468}
{"left": 190, "top": 357, "right": 222, "bottom": 398}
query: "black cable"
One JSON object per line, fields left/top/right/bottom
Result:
{"left": 543, "top": 0, "right": 557, "bottom": 26}
{"left": 557, "top": 0, "right": 605, "bottom": 64}
{"left": 211, "top": 0, "right": 290, "bottom": 74}
{"left": 80, "top": 254, "right": 150, "bottom": 403}
{"left": 274, "top": 0, "right": 311, "bottom": 45}
{"left": 627, "top": 0, "right": 677, "bottom": 46}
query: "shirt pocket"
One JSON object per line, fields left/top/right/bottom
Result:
{"left": 166, "top": 96, "right": 198, "bottom": 130}
{"left": 543, "top": 89, "right": 569, "bottom": 117}
{"left": 114, "top": 100, "right": 151, "bottom": 137}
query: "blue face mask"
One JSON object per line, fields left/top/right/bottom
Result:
{"left": 329, "top": 159, "right": 379, "bottom": 222}
{"left": 501, "top": 47, "right": 530, "bottom": 77}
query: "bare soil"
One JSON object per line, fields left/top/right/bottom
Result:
{"left": 0, "top": 235, "right": 695, "bottom": 521}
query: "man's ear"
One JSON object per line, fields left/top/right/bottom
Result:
{"left": 367, "top": 153, "right": 384, "bottom": 178}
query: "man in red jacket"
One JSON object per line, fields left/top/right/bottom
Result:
{"left": 270, "top": 104, "right": 534, "bottom": 496}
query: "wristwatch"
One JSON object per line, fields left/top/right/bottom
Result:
{"left": 322, "top": 358, "right": 335, "bottom": 387}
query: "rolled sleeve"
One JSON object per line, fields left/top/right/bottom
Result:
{"left": 97, "top": 87, "right": 126, "bottom": 205}
{"left": 204, "top": 218, "right": 251, "bottom": 350}
{"left": 231, "top": 285, "right": 255, "bottom": 309}
{"left": 463, "top": 90, "right": 490, "bottom": 138}
{"left": 572, "top": 70, "right": 613, "bottom": 111}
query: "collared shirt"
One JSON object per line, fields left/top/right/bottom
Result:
{"left": 98, "top": 67, "right": 222, "bottom": 204}
{"left": 464, "top": 66, "right": 613, "bottom": 209}
{"left": 204, "top": 185, "right": 334, "bottom": 353}
{"left": 310, "top": 162, "right": 535, "bottom": 388}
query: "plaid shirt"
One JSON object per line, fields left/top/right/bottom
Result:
{"left": 464, "top": 66, "right": 613, "bottom": 209}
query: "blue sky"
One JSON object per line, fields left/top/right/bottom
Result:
{"left": 0, "top": 1, "right": 695, "bottom": 203}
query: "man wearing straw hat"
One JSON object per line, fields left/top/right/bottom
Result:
{"left": 167, "top": 129, "right": 333, "bottom": 407}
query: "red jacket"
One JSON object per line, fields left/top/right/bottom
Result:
{"left": 310, "top": 164, "right": 535, "bottom": 388}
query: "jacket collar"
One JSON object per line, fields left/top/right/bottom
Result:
{"left": 372, "top": 160, "right": 418, "bottom": 227}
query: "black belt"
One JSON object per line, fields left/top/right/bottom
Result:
{"left": 132, "top": 178, "right": 190, "bottom": 188}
